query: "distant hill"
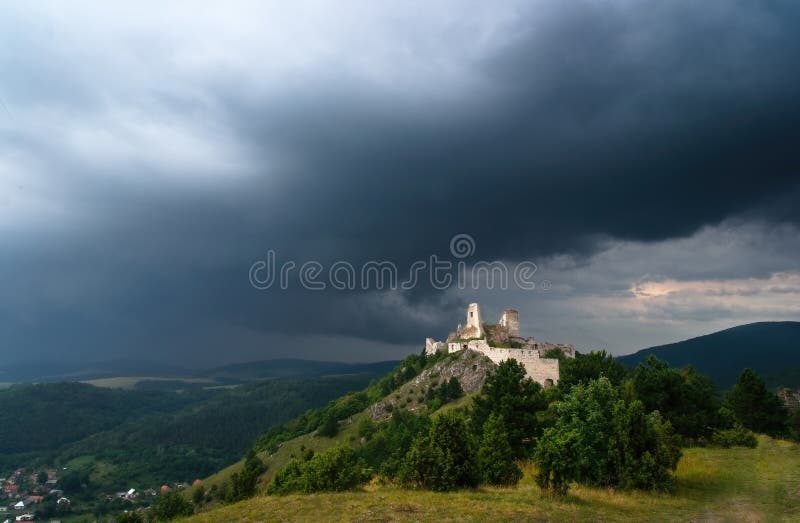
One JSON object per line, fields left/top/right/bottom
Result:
{"left": 0, "top": 359, "right": 195, "bottom": 383}
{"left": 55, "top": 374, "right": 381, "bottom": 487}
{"left": 204, "top": 358, "right": 400, "bottom": 382}
{"left": 0, "top": 357, "right": 401, "bottom": 384}
{"left": 0, "top": 372, "right": 385, "bottom": 490}
{"left": 616, "top": 322, "right": 800, "bottom": 389}
{"left": 0, "top": 382, "right": 208, "bottom": 455}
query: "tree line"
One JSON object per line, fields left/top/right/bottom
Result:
{"left": 116, "top": 349, "right": 798, "bottom": 520}
{"left": 263, "top": 350, "right": 795, "bottom": 497}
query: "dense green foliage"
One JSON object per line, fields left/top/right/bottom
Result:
{"left": 267, "top": 445, "right": 370, "bottom": 494}
{"left": 253, "top": 353, "right": 453, "bottom": 497}
{"left": 240, "top": 349, "right": 798, "bottom": 506}
{"left": 359, "top": 410, "right": 431, "bottom": 477}
{"left": 0, "top": 382, "right": 209, "bottom": 455}
{"left": 49, "top": 374, "right": 377, "bottom": 491}
{"left": 471, "top": 359, "right": 547, "bottom": 458}
{"left": 116, "top": 511, "right": 145, "bottom": 523}
{"left": 711, "top": 425, "right": 758, "bottom": 448}
{"left": 723, "top": 368, "right": 788, "bottom": 436}
{"left": 535, "top": 377, "right": 681, "bottom": 495}
{"left": 559, "top": 350, "right": 629, "bottom": 391}
{"left": 424, "top": 376, "right": 463, "bottom": 411}
{"left": 95, "top": 344, "right": 798, "bottom": 522}
{"left": 150, "top": 490, "right": 194, "bottom": 521}
{"left": 263, "top": 352, "right": 745, "bottom": 497}
{"left": 400, "top": 410, "right": 478, "bottom": 491}
{"left": 1, "top": 372, "right": 383, "bottom": 522}
{"left": 254, "top": 351, "right": 447, "bottom": 454}
{"left": 317, "top": 411, "right": 341, "bottom": 437}
{"left": 633, "top": 356, "right": 719, "bottom": 440}
{"left": 476, "top": 414, "right": 522, "bottom": 486}
{"left": 225, "top": 450, "right": 266, "bottom": 502}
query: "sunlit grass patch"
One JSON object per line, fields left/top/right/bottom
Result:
{"left": 183, "top": 436, "right": 800, "bottom": 522}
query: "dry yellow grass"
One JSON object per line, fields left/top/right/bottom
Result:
{"left": 183, "top": 436, "right": 800, "bottom": 522}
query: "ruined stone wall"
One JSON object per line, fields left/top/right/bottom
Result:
{"left": 484, "top": 323, "right": 510, "bottom": 345}
{"left": 499, "top": 309, "right": 520, "bottom": 337}
{"left": 536, "top": 341, "right": 576, "bottom": 358}
{"left": 445, "top": 339, "right": 560, "bottom": 386}
{"left": 523, "top": 357, "right": 560, "bottom": 386}
{"left": 425, "top": 337, "right": 447, "bottom": 355}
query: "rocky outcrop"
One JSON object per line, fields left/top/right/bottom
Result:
{"left": 368, "top": 349, "right": 495, "bottom": 421}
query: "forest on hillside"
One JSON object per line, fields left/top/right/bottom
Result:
{"left": 0, "top": 373, "right": 382, "bottom": 502}
{"left": 187, "top": 348, "right": 799, "bottom": 518}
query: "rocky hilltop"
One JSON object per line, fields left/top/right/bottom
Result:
{"left": 369, "top": 349, "right": 494, "bottom": 421}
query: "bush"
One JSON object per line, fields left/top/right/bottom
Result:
{"left": 559, "top": 350, "right": 629, "bottom": 391}
{"left": 357, "top": 417, "right": 377, "bottom": 440}
{"left": 725, "top": 369, "right": 787, "bottom": 437}
{"left": 472, "top": 359, "right": 548, "bottom": 458}
{"left": 191, "top": 485, "right": 206, "bottom": 505}
{"left": 633, "top": 356, "right": 720, "bottom": 440}
{"left": 358, "top": 410, "right": 431, "bottom": 479}
{"left": 317, "top": 413, "right": 339, "bottom": 437}
{"left": 612, "top": 401, "right": 681, "bottom": 490}
{"left": 424, "top": 377, "right": 461, "bottom": 406}
{"left": 535, "top": 377, "right": 681, "bottom": 495}
{"left": 225, "top": 449, "right": 266, "bottom": 502}
{"left": 116, "top": 512, "right": 144, "bottom": 523}
{"left": 150, "top": 491, "right": 193, "bottom": 521}
{"left": 267, "top": 445, "right": 370, "bottom": 494}
{"left": 712, "top": 425, "right": 758, "bottom": 448}
{"left": 477, "top": 414, "right": 522, "bottom": 486}
{"left": 534, "top": 426, "right": 577, "bottom": 496}
{"left": 267, "top": 459, "right": 304, "bottom": 494}
{"left": 400, "top": 410, "right": 478, "bottom": 491}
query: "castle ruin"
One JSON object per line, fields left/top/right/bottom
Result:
{"left": 425, "top": 303, "right": 575, "bottom": 386}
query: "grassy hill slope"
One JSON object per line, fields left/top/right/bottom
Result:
{"left": 194, "top": 350, "right": 492, "bottom": 498}
{"left": 184, "top": 436, "right": 800, "bottom": 522}
{"left": 617, "top": 321, "right": 800, "bottom": 388}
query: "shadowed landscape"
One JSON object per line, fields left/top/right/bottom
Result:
{"left": 2, "top": 1, "right": 800, "bottom": 521}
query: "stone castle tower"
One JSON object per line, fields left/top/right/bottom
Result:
{"left": 460, "top": 302, "right": 483, "bottom": 339}
{"left": 499, "top": 309, "right": 520, "bottom": 337}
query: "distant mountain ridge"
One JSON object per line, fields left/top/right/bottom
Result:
{"left": 0, "top": 357, "right": 401, "bottom": 384}
{"left": 616, "top": 321, "right": 800, "bottom": 388}
{"left": 205, "top": 358, "right": 400, "bottom": 382}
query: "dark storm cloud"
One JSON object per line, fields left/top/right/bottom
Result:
{"left": 1, "top": 1, "right": 799, "bottom": 365}
{"left": 227, "top": 0, "right": 800, "bottom": 266}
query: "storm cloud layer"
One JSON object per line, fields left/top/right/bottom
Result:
{"left": 1, "top": 1, "right": 799, "bottom": 366}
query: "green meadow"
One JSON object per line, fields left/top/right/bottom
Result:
{"left": 184, "top": 436, "right": 800, "bottom": 522}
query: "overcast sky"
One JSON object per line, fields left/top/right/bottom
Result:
{"left": 1, "top": 1, "right": 799, "bottom": 368}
